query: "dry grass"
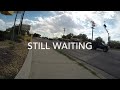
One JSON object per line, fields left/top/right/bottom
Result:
{"left": 0, "top": 40, "right": 28, "bottom": 79}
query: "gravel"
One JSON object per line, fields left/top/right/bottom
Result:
{"left": 0, "top": 40, "right": 28, "bottom": 79}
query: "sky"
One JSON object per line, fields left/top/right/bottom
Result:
{"left": 0, "top": 11, "right": 120, "bottom": 43}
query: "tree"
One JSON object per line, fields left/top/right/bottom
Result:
{"left": 77, "top": 34, "right": 88, "bottom": 41}
{"left": 33, "top": 33, "right": 41, "bottom": 37}
{"left": 109, "top": 40, "right": 120, "bottom": 49}
{"left": 88, "top": 39, "right": 92, "bottom": 42}
{"left": 66, "top": 33, "right": 74, "bottom": 39}
{"left": 94, "top": 37, "right": 105, "bottom": 43}
{"left": 62, "top": 33, "right": 74, "bottom": 39}
{"left": 62, "top": 35, "right": 67, "bottom": 39}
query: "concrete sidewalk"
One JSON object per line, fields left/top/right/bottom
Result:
{"left": 28, "top": 44, "right": 99, "bottom": 79}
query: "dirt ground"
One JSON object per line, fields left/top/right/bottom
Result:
{"left": 0, "top": 40, "right": 28, "bottom": 79}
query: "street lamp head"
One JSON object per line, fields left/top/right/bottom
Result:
{"left": 91, "top": 27, "right": 95, "bottom": 29}
{"left": 91, "top": 21, "right": 95, "bottom": 28}
{"left": 103, "top": 24, "right": 107, "bottom": 28}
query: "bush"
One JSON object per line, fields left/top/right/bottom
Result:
{"left": 33, "top": 33, "right": 41, "bottom": 37}
{"left": 109, "top": 40, "right": 120, "bottom": 49}
{"left": 9, "top": 41, "right": 14, "bottom": 45}
{"left": 0, "top": 31, "right": 5, "bottom": 41}
{"left": 24, "top": 36, "right": 31, "bottom": 42}
{"left": 15, "top": 35, "right": 23, "bottom": 43}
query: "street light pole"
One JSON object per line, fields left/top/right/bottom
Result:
{"left": 63, "top": 28, "right": 65, "bottom": 36}
{"left": 92, "top": 27, "right": 93, "bottom": 41}
{"left": 91, "top": 21, "right": 95, "bottom": 41}
{"left": 103, "top": 22, "right": 110, "bottom": 45}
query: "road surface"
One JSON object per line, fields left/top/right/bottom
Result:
{"left": 37, "top": 38, "right": 120, "bottom": 79}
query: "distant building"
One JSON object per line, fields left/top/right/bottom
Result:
{"left": 6, "top": 24, "right": 31, "bottom": 35}
{"left": 71, "top": 38, "right": 82, "bottom": 42}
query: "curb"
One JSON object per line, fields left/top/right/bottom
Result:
{"left": 15, "top": 49, "right": 32, "bottom": 79}
{"left": 57, "top": 50, "right": 106, "bottom": 79}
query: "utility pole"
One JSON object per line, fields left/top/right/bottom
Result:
{"left": 12, "top": 11, "right": 18, "bottom": 41}
{"left": 18, "top": 11, "right": 25, "bottom": 35}
{"left": 91, "top": 21, "right": 95, "bottom": 41}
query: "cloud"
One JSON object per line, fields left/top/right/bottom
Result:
{"left": 34, "top": 12, "right": 85, "bottom": 35}
{"left": 0, "top": 19, "right": 6, "bottom": 30}
{"left": 0, "top": 11, "right": 120, "bottom": 42}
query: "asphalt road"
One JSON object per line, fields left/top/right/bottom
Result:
{"left": 36, "top": 38, "right": 120, "bottom": 79}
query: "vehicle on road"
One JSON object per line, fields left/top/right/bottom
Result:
{"left": 92, "top": 41, "right": 109, "bottom": 52}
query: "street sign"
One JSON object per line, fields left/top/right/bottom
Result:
{"left": 0, "top": 11, "right": 14, "bottom": 15}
